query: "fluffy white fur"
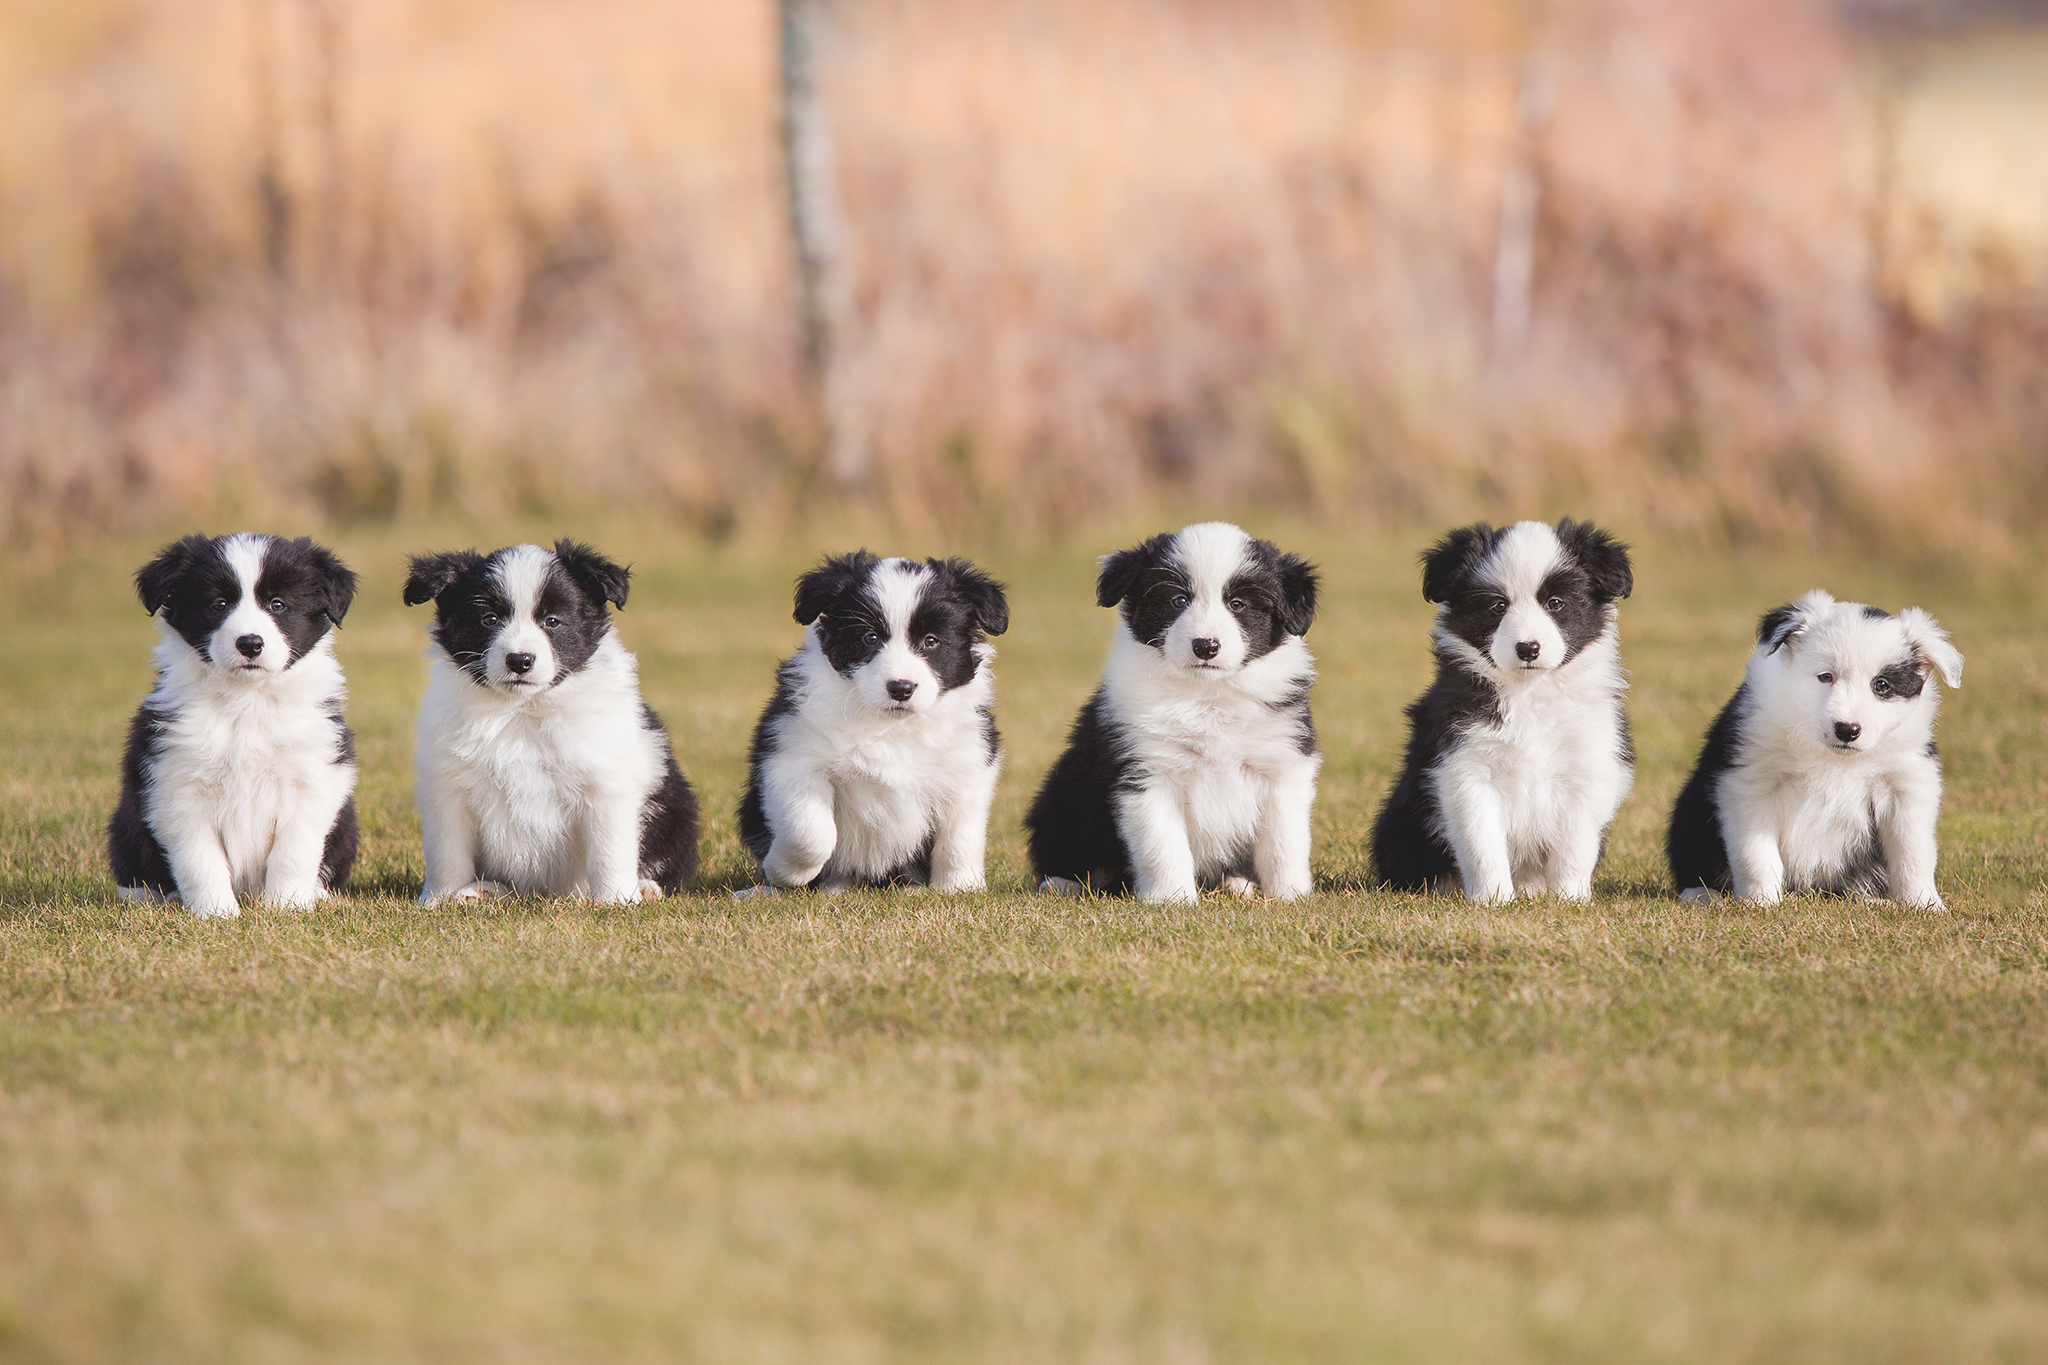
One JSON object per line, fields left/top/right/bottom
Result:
{"left": 1099, "top": 623, "right": 1319, "bottom": 903}
{"left": 130, "top": 537, "right": 355, "bottom": 918}
{"left": 1429, "top": 523, "right": 1633, "bottom": 903}
{"left": 753, "top": 561, "right": 1000, "bottom": 892}
{"left": 414, "top": 548, "right": 667, "bottom": 904}
{"left": 1075, "top": 521, "right": 1319, "bottom": 904}
{"left": 1707, "top": 591, "right": 1962, "bottom": 909}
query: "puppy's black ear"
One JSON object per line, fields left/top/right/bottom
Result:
{"left": 1556, "top": 518, "right": 1633, "bottom": 602}
{"left": 936, "top": 558, "right": 1009, "bottom": 637}
{"left": 1419, "top": 523, "right": 1494, "bottom": 604}
{"left": 794, "top": 551, "right": 879, "bottom": 625}
{"left": 1096, "top": 534, "right": 1173, "bottom": 609}
{"left": 1757, "top": 591, "right": 1830, "bottom": 654}
{"left": 554, "top": 539, "right": 630, "bottom": 610}
{"left": 291, "top": 537, "right": 359, "bottom": 625}
{"left": 1276, "top": 551, "right": 1319, "bottom": 637}
{"left": 403, "top": 550, "right": 482, "bottom": 607}
{"left": 135, "top": 535, "right": 213, "bottom": 618}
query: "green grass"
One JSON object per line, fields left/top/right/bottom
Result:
{"left": 2, "top": 518, "right": 2046, "bottom": 1363}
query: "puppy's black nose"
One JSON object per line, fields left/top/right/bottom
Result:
{"left": 505, "top": 652, "right": 536, "bottom": 676}
{"left": 1516, "top": 640, "right": 1541, "bottom": 662}
{"left": 886, "top": 679, "right": 917, "bottom": 702}
{"left": 235, "top": 634, "right": 264, "bottom": 659}
{"left": 1835, "top": 721, "right": 1861, "bottom": 743}
{"left": 1191, "top": 637, "right": 1221, "bottom": 660}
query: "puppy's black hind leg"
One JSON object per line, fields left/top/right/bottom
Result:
{"left": 637, "top": 713, "right": 702, "bottom": 894}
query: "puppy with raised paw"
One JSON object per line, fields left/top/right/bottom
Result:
{"left": 1372, "top": 518, "right": 1635, "bottom": 903}
{"left": 1027, "top": 522, "right": 1321, "bottom": 903}
{"left": 405, "top": 540, "right": 699, "bottom": 904}
{"left": 737, "top": 552, "right": 1009, "bottom": 895}
{"left": 1668, "top": 591, "right": 1963, "bottom": 909}
{"left": 109, "top": 533, "right": 361, "bottom": 918}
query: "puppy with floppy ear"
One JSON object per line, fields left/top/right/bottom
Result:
{"left": 738, "top": 551, "right": 1009, "bottom": 893}
{"left": 1668, "top": 590, "right": 1963, "bottom": 909}
{"left": 109, "top": 533, "right": 362, "bottom": 917}
{"left": 1372, "top": 518, "right": 1636, "bottom": 902}
{"left": 1027, "top": 522, "right": 1322, "bottom": 903}
{"left": 406, "top": 538, "right": 699, "bottom": 903}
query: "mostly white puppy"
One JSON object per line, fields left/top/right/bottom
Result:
{"left": 1667, "top": 590, "right": 1963, "bottom": 909}
{"left": 405, "top": 539, "right": 699, "bottom": 903}
{"left": 109, "top": 533, "right": 361, "bottom": 918}
{"left": 1372, "top": 518, "right": 1635, "bottom": 902}
{"left": 737, "top": 552, "right": 1008, "bottom": 893}
{"left": 1026, "top": 522, "right": 1320, "bottom": 903}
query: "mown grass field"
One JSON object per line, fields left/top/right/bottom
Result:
{"left": 1, "top": 518, "right": 2045, "bottom": 1363}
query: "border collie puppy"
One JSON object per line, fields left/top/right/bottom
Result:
{"left": 1372, "top": 519, "right": 1635, "bottom": 902}
{"left": 1026, "top": 522, "right": 1320, "bottom": 903}
{"left": 737, "top": 552, "right": 1009, "bottom": 894}
{"left": 1667, "top": 591, "right": 1963, "bottom": 909}
{"left": 108, "top": 534, "right": 360, "bottom": 918}
{"left": 404, "top": 540, "right": 698, "bottom": 903}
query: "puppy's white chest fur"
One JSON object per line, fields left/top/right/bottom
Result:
{"left": 774, "top": 645, "right": 997, "bottom": 880}
{"left": 145, "top": 635, "right": 354, "bottom": 898}
{"left": 416, "top": 634, "right": 660, "bottom": 893}
{"left": 1721, "top": 705, "right": 1929, "bottom": 892}
{"left": 1430, "top": 636, "right": 1632, "bottom": 881}
{"left": 1104, "top": 628, "right": 1318, "bottom": 872}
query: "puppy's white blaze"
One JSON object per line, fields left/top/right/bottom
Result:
{"left": 208, "top": 533, "right": 289, "bottom": 674}
{"left": 1165, "top": 520, "right": 1255, "bottom": 673}
{"left": 1478, "top": 520, "right": 1570, "bottom": 672}
{"left": 488, "top": 544, "right": 558, "bottom": 687}
{"left": 855, "top": 558, "right": 942, "bottom": 714}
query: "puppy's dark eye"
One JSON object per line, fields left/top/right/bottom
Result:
{"left": 1872, "top": 677, "right": 1892, "bottom": 697}
{"left": 1171, "top": 594, "right": 1189, "bottom": 611}
{"left": 212, "top": 598, "right": 228, "bottom": 611}
{"left": 922, "top": 634, "right": 940, "bottom": 651}
{"left": 543, "top": 616, "right": 560, "bottom": 629}
{"left": 863, "top": 630, "right": 879, "bottom": 647}
{"left": 1545, "top": 597, "right": 1564, "bottom": 613}
{"left": 268, "top": 598, "right": 286, "bottom": 613}
{"left": 1817, "top": 672, "right": 1834, "bottom": 685}
{"left": 1228, "top": 598, "right": 1246, "bottom": 613}
{"left": 482, "top": 614, "right": 499, "bottom": 628}
{"left": 1490, "top": 599, "right": 1507, "bottom": 617}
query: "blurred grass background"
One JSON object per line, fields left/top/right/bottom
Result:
{"left": 0, "top": 0, "right": 2045, "bottom": 560}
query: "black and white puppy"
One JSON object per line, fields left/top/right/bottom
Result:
{"left": 404, "top": 540, "right": 699, "bottom": 903}
{"left": 1372, "top": 519, "right": 1634, "bottom": 902}
{"left": 1026, "top": 522, "right": 1320, "bottom": 903}
{"left": 108, "top": 533, "right": 360, "bottom": 918}
{"left": 737, "top": 552, "right": 1008, "bottom": 893}
{"left": 1668, "top": 590, "right": 1963, "bottom": 909}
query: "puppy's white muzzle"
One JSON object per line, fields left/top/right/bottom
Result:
{"left": 207, "top": 606, "right": 288, "bottom": 676}
{"left": 1491, "top": 609, "right": 1565, "bottom": 672}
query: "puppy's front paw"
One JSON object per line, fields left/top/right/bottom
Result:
{"left": 185, "top": 897, "right": 241, "bottom": 921}
{"left": 638, "top": 879, "right": 665, "bottom": 901}
{"left": 1220, "top": 875, "right": 1260, "bottom": 900}
{"left": 429, "top": 880, "right": 513, "bottom": 905}
{"left": 1037, "top": 876, "right": 1087, "bottom": 899}
{"left": 116, "top": 884, "right": 179, "bottom": 906}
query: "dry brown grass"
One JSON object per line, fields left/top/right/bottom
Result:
{"left": 0, "top": 0, "right": 2045, "bottom": 555}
